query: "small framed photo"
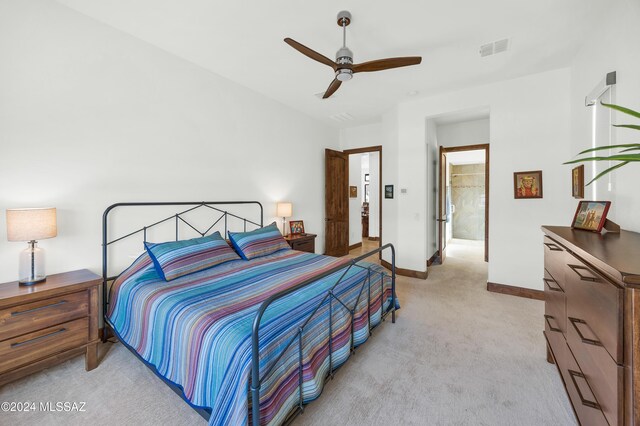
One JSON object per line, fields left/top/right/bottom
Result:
{"left": 364, "top": 173, "right": 370, "bottom": 182}
{"left": 385, "top": 185, "right": 394, "bottom": 199}
{"left": 571, "top": 201, "right": 611, "bottom": 233}
{"left": 514, "top": 170, "right": 543, "bottom": 199}
{"left": 364, "top": 184, "right": 370, "bottom": 202}
{"left": 572, "top": 165, "right": 584, "bottom": 199}
{"left": 289, "top": 220, "right": 305, "bottom": 235}
{"left": 349, "top": 186, "right": 357, "bottom": 198}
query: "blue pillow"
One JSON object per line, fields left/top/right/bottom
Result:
{"left": 228, "top": 222, "right": 290, "bottom": 260}
{"left": 145, "top": 231, "right": 240, "bottom": 281}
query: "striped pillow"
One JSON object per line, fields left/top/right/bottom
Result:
{"left": 145, "top": 231, "right": 240, "bottom": 281}
{"left": 228, "top": 222, "right": 290, "bottom": 260}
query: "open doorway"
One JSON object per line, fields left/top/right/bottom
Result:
{"left": 324, "top": 146, "right": 382, "bottom": 258}
{"left": 438, "top": 144, "right": 489, "bottom": 263}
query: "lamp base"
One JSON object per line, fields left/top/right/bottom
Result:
{"left": 19, "top": 276, "right": 46, "bottom": 286}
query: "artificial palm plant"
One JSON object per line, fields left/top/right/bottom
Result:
{"left": 564, "top": 103, "right": 640, "bottom": 185}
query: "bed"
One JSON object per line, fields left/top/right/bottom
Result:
{"left": 102, "top": 202, "right": 397, "bottom": 425}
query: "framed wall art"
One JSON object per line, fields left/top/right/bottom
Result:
{"left": 514, "top": 170, "right": 543, "bottom": 199}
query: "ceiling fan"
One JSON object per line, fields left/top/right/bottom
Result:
{"left": 285, "top": 11, "right": 422, "bottom": 99}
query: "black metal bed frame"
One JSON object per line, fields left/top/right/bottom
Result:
{"left": 101, "top": 201, "right": 396, "bottom": 426}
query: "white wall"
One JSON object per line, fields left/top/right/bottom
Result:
{"left": 0, "top": 0, "right": 338, "bottom": 283}
{"left": 399, "top": 68, "right": 573, "bottom": 288}
{"left": 342, "top": 69, "right": 573, "bottom": 289}
{"left": 436, "top": 118, "right": 490, "bottom": 148}
{"left": 425, "top": 120, "right": 438, "bottom": 258}
{"left": 569, "top": 0, "right": 640, "bottom": 232}
{"left": 348, "top": 154, "right": 362, "bottom": 246}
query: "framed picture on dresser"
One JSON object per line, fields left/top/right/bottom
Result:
{"left": 571, "top": 200, "right": 611, "bottom": 233}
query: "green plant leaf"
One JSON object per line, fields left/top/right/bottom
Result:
{"left": 620, "top": 147, "right": 640, "bottom": 153}
{"left": 564, "top": 155, "right": 640, "bottom": 165}
{"left": 602, "top": 102, "right": 640, "bottom": 119}
{"left": 586, "top": 162, "right": 630, "bottom": 186}
{"left": 613, "top": 124, "right": 640, "bottom": 131}
{"left": 577, "top": 144, "right": 640, "bottom": 155}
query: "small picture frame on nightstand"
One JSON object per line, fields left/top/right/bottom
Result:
{"left": 289, "top": 220, "right": 305, "bottom": 235}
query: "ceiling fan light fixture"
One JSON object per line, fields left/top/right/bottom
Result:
{"left": 336, "top": 69, "right": 353, "bottom": 82}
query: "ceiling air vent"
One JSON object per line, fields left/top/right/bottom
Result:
{"left": 480, "top": 38, "right": 509, "bottom": 57}
{"left": 329, "top": 112, "right": 354, "bottom": 123}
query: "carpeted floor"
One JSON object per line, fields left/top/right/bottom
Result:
{"left": 0, "top": 243, "right": 575, "bottom": 425}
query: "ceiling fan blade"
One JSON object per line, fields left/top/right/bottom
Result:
{"left": 284, "top": 38, "right": 337, "bottom": 70}
{"left": 353, "top": 57, "right": 422, "bottom": 73}
{"left": 323, "top": 78, "right": 342, "bottom": 99}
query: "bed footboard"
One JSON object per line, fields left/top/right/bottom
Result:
{"left": 250, "top": 244, "right": 396, "bottom": 426}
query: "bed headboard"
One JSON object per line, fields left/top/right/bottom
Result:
{"left": 101, "top": 201, "right": 263, "bottom": 319}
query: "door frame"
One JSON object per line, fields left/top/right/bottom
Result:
{"left": 439, "top": 143, "right": 490, "bottom": 262}
{"left": 343, "top": 146, "right": 383, "bottom": 253}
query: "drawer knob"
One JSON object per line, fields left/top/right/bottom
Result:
{"left": 569, "top": 317, "right": 603, "bottom": 347}
{"left": 544, "top": 315, "right": 562, "bottom": 333}
{"left": 568, "top": 369, "right": 601, "bottom": 410}
{"left": 11, "top": 300, "right": 68, "bottom": 316}
{"left": 10, "top": 327, "right": 68, "bottom": 349}
{"left": 544, "top": 242, "right": 563, "bottom": 252}
{"left": 568, "top": 264, "right": 597, "bottom": 282}
{"left": 543, "top": 278, "right": 563, "bottom": 292}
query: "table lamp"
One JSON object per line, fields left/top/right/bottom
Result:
{"left": 6, "top": 207, "right": 57, "bottom": 285}
{"left": 276, "top": 202, "right": 292, "bottom": 236}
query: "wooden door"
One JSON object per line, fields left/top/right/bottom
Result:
{"left": 325, "top": 149, "right": 349, "bottom": 256}
{"left": 438, "top": 146, "right": 448, "bottom": 263}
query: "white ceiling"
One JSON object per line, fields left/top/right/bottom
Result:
{"left": 56, "top": 0, "right": 612, "bottom": 128}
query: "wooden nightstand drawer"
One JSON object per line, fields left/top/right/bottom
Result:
{"left": 0, "top": 317, "right": 88, "bottom": 374}
{"left": 292, "top": 239, "right": 314, "bottom": 252}
{"left": 0, "top": 291, "right": 88, "bottom": 341}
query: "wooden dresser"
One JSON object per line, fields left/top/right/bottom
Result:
{"left": 542, "top": 226, "right": 640, "bottom": 425}
{"left": 0, "top": 269, "right": 101, "bottom": 386}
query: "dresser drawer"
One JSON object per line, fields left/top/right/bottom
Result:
{"left": 561, "top": 344, "right": 608, "bottom": 426}
{"left": 543, "top": 236, "right": 568, "bottom": 286}
{"left": 0, "top": 291, "right": 89, "bottom": 342}
{"left": 292, "top": 239, "right": 314, "bottom": 253}
{"left": 544, "top": 269, "right": 566, "bottom": 336}
{"left": 0, "top": 317, "right": 88, "bottom": 374}
{"left": 565, "top": 255, "right": 623, "bottom": 363}
{"left": 568, "top": 320, "right": 623, "bottom": 426}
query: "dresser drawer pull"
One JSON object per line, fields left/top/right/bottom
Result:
{"left": 543, "top": 278, "right": 563, "bottom": 292}
{"left": 10, "top": 328, "right": 68, "bottom": 349}
{"left": 568, "top": 265, "right": 597, "bottom": 282}
{"left": 544, "top": 242, "right": 563, "bottom": 252}
{"left": 569, "top": 317, "right": 603, "bottom": 347}
{"left": 544, "top": 315, "right": 562, "bottom": 333}
{"left": 568, "top": 369, "right": 601, "bottom": 409}
{"left": 11, "top": 300, "right": 68, "bottom": 317}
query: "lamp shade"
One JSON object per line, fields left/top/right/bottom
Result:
{"left": 6, "top": 208, "right": 57, "bottom": 241}
{"left": 276, "top": 202, "right": 292, "bottom": 218}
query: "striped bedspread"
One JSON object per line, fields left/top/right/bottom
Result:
{"left": 107, "top": 249, "right": 394, "bottom": 425}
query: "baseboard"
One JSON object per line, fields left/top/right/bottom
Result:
{"left": 381, "top": 259, "right": 428, "bottom": 280}
{"left": 486, "top": 282, "right": 544, "bottom": 300}
{"left": 349, "top": 242, "right": 363, "bottom": 251}
{"left": 427, "top": 251, "right": 439, "bottom": 267}
{"left": 368, "top": 237, "right": 380, "bottom": 241}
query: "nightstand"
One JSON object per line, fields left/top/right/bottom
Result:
{"left": 0, "top": 269, "right": 101, "bottom": 386}
{"left": 284, "top": 233, "right": 317, "bottom": 253}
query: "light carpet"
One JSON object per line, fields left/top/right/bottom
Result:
{"left": 0, "top": 245, "right": 575, "bottom": 425}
